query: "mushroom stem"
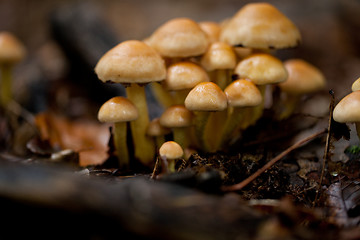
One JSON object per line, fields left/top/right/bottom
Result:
{"left": 0, "top": 64, "right": 13, "bottom": 106}
{"left": 241, "top": 85, "right": 266, "bottom": 129}
{"left": 205, "top": 110, "right": 227, "bottom": 151}
{"left": 173, "top": 89, "right": 190, "bottom": 105}
{"left": 113, "top": 122, "right": 130, "bottom": 168}
{"left": 150, "top": 82, "right": 174, "bottom": 108}
{"left": 218, "top": 107, "right": 247, "bottom": 149}
{"left": 126, "top": 84, "right": 155, "bottom": 166}
{"left": 276, "top": 94, "right": 300, "bottom": 120}
{"left": 214, "top": 69, "right": 232, "bottom": 90}
{"left": 193, "top": 111, "right": 211, "bottom": 151}
{"left": 172, "top": 127, "right": 190, "bottom": 149}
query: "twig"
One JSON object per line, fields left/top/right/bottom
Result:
{"left": 313, "top": 90, "right": 335, "bottom": 207}
{"left": 222, "top": 128, "right": 327, "bottom": 192}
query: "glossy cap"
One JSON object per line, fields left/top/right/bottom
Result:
{"left": 220, "top": 2, "right": 301, "bottom": 49}
{"left": 200, "top": 42, "right": 237, "bottom": 71}
{"left": 159, "top": 105, "right": 194, "bottom": 128}
{"left": 352, "top": 78, "right": 360, "bottom": 92}
{"left": 95, "top": 40, "right": 166, "bottom": 84}
{"left": 185, "top": 82, "right": 227, "bottom": 111}
{"left": 98, "top": 96, "right": 139, "bottom": 123}
{"left": 159, "top": 141, "right": 184, "bottom": 159}
{"left": 224, "top": 79, "right": 262, "bottom": 107}
{"left": 0, "top": 31, "right": 26, "bottom": 64}
{"left": 333, "top": 91, "right": 360, "bottom": 123}
{"left": 234, "top": 53, "right": 288, "bottom": 85}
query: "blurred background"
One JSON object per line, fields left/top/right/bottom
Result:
{"left": 0, "top": 0, "right": 360, "bottom": 120}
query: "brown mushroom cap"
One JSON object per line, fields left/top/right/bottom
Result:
{"left": 333, "top": 91, "right": 360, "bottom": 123}
{"left": 220, "top": 2, "right": 301, "bottom": 49}
{"left": 94, "top": 40, "right": 166, "bottom": 84}
{"left": 234, "top": 53, "right": 288, "bottom": 85}
{"left": 159, "top": 105, "right": 194, "bottom": 128}
{"left": 0, "top": 31, "right": 26, "bottom": 64}
{"left": 352, "top": 78, "right": 360, "bottom": 92}
{"left": 200, "top": 42, "right": 237, "bottom": 71}
{"left": 278, "top": 59, "right": 325, "bottom": 95}
{"left": 148, "top": 18, "right": 209, "bottom": 58}
{"left": 185, "top": 82, "right": 227, "bottom": 111}
{"left": 98, "top": 96, "right": 139, "bottom": 123}
{"left": 199, "top": 21, "right": 221, "bottom": 43}
{"left": 224, "top": 79, "right": 262, "bottom": 107}
{"left": 159, "top": 141, "right": 184, "bottom": 159}
{"left": 165, "top": 61, "right": 209, "bottom": 91}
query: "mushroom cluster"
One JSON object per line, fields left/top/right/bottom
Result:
{"left": 95, "top": 2, "right": 326, "bottom": 169}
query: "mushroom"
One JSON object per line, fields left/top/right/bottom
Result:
{"left": 159, "top": 105, "right": 194, "bottom": 149}
{"left": 147, "top": 17, "right": 209, "bottom": 61}
{"left": 146, "top": 118, "right": 171, "bottom": 150}
{"left": 159, "top": 141, "right": 184, "bottom": 173}
{"left": 200, "top": 41, "right": 237, "bottom": 90}
{"left": 234, "top": 53, "right": 288, "bottom": 127}
{"left": 0, "top": 31, "right": 26, "bottom": 106}
{"left": 333, "top": 91, "right": 360, "bottom": 140}
{"left": 352, "top": 77, "right": 360, "bottom": 92}
{"left": 198, "top": 21, "right": 221, "bottom": 43}
{"left": 219, "top": 79, "right": 262, "bottom": 149}
{"left": 185, "top": 82, "right": 227, "bottom": 151}
{"left": 220, "top": 2, "right": 301, "bottom": 50}
{"left": 98, "top": 96, "right": 138, "bottom": 168}
{"left": 276, "top": 59, "right": 326, "bottom": 120}
{"left": 95, "top": 40, "right": 166, "bottom": 166}
{"left": 165, "top": 61, "right": 210, "bottom": 104}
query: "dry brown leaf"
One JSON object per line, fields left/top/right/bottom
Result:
{"left": 34, "top": 111, "right": 110, "bottom": 166}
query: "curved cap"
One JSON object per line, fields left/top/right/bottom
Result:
{"left": 200, "top": 42, "right": 237, "bottom": 71}
{"left": 234, "top": 53, "right": 288, "bottom": 85}
{"left": 146, "top": 118, "right": 171, "bottom": 137}
{"left": 278, "top": 59, "right": 325, "bottom": 95}
{"left": 165, "top": 61, "right": 209, "bottom": 91}
{"left": 185, "top": 82, "right": 227, "bottom": 111}
{"left": 148, "top": 18, "right": 209, "bottom": 58}
{"left": 220, "top": 2, "right": 301, "bottom": 49}
{"left": 98, "top": 96, "right": 139, "bottom": 123}
{"left": 352, "top": 78, "right": 360, "bottom": 92}
{"left": 224, "top": 79, "right": 262, "bottom": 107}
{"left": 333, "top": 91, "right": 360, "bottom": 123}
{"left": 0, "top": 31, "right": 26, "bottom": 64}
{"left": 159, "top": 141, "right": 184, "bottom": 159}
{"left": 199, "top": 21, "right": 221, "bottom": 43}
{"left": 159, "top": 105, "right": 194, "bottom": 128}
{"left": 95, "top": 40, "right": 166, "bottom": 84}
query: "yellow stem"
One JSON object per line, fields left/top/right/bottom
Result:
{"left": 113, "top": 122, "right": 130, "bottom": 168}
{"left": 150, "top": 82, "right": 174, "bottom": 108}
{"left": 242, "top": 85, "right": 266, "bottom": 129}
{"left": 172, "top": 127, "right": 190, "bottom": 150}
{"left": 173, "top": 89, "right": 190, "bottom": 105}
{"left": 215, "top": 69, "right": 232, "bottom": 90}
{"left": 126, "top": 84, "right": 155, "bottom": 166}
{"left": 219, "top": 107, "right": 246, "bottom": 149}
{"left": 205, "top": 110, "right": 227, "bottom": 152}
{"left": 1, "top": 64, "right": 13, "bottom": 106}
{"left": 193, "top": 111, "right": 211, "bottom": 152}
{"left": 277, "top": 94, "right": 300, "bottom": 120}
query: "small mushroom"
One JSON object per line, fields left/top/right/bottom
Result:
{"left": 200, "top": 42, "right": 237, "bottom": 90}
{"left": 159, "top": 105, "right": 194, "bottom": 149}
{"left": 276, "top": 59, "right": 326, "bottom": 120}
{"left": 333, "top": 91, "right": 360, "bottom": 140}
{"left": 185, "top": 82, "right": 227, "bottom": 151}
{"left": 220, "top": 79, "right": 262, "bottom": 148}
{"left": 351, "top": 77, "right": 360, "bottom": 92}
{"left": 198, "top": 21, "right": 221, "bottom": 43}
{"left": 98, "top": 96, "right": 139, "bottom": 168}
{"left": 159, "top": 141, "right": 184, "bottom": 173}
{"left": 165, "top": 61, "right": 210, "bottom": 104}
{"left": 146, "top": 118, "right": 171, "bottom": 150}
{"left": 95, "top": 40, "right": 166, "bottom": 166}
{"left": 220, "top": 2, "right": 301, "bottom": 50}
{"left": 0, "top": 32, "right": 26, "bottom": 106}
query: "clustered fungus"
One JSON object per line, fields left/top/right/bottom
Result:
{"left": 94, "top": 2, "right": 326, "bottom": 170}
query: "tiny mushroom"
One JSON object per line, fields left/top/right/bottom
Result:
{"left": 0, "top": 31, "right": 26, "bottom": 106}
{"left": 95, "top": 40, "right": 166, "bottom": 166}
{"left": 159, "top": 104, "right": 194, "bottom": 149}
{"left": 220, "top": 2, "right": 301, "bottom": 50}
{"left": 333, "top": 91, "right": 360, "bottom": 140}
{"left": 159, "top": 141, "right": 184, "bottom": 173}
{"left": 185, "top": 82, "right": 227, "bottom": 151}
{"left": 276, "top": 59, "right": 325, "bottom": 120}
{"left": 352, "top": 77, "right": 360, "bottom": 92}
{"left": 146, "top": 118, "right": 171, "bottom": 150}
{"left": 98, "top": 96, "right": 139, "bottom": 168}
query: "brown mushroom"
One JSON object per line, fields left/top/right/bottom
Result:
{"left": 159, "top": 141, "right": 184, "bottom": 173}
